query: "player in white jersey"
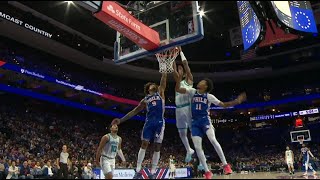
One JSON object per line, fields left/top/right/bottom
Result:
{"left": 96, "top": 124, "right": 126, "bottom": 179}
{"left": 174, "top": 47, "right": 195, "bottom": 163}
{"left": 285, "top": 146, "right": 295, "bottom": 175}
{"left": 168, "top": 155, "right": 176, "bottom": 179}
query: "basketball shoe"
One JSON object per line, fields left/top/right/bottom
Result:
{"left": 223, "top": 164, "right": 233, "bottom": 175}
{"left": 204, "top": 171, "right": 213, "bottom": 179}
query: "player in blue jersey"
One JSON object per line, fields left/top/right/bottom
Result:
{"left": 174, "top": 68, "right": 246, "bottom": 179}
{"left": 300, "top": 144, "right": 317, "bottom": 176}
{"left": 112, "top": 73, "right": 167, "bottom": 179}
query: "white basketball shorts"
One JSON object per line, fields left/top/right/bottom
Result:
{"left": 176, "top": 105, "right": 192, "bottom": 130}
{"left": 170, "top": 165, "right": 176, "bottom": 172}
{"left": 100, "top": 156, "right": 115, "bottom": 175}
{"left": 286, "top": 159, "right": 293, "bottom": 166}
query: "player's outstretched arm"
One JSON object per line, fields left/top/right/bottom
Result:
{"left": 218, "top": 92, "right": 247, "bottom": 108}
{"left": 95, "top": 135, "right": 109, "bottom": 167}
{"left": 112, "top": 99, "right": 146, "bottom": 125}
{"left": 308, "top": 149, "right": 315, "bottom": 159}
{"left": 117, "top": 137, "right": 126, "bottom": 164}
{"left": 159, "top": 73, "right": 167, "bottom": 98}
{"left": 179, "top": 47, "right": 193, "bottom": 85}
{"left": 174, "top": 64, "right": 187, "bottom": 94}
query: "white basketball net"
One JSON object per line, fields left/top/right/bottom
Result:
{"left": 155, "top": 47, "right": 180, "bottom": 73}
{"left": 297, "top": 136, "right": 304, "bottom": 144}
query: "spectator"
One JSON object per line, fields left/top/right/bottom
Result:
{"left": 6, "top": 161, "right": 19, "bottom": 179}
{"left": 42, "top": 160, "right": 54, "bottom": 179}
{"left": 32, "top": 162, "right": 42, "bottom": 176}
{"left": 19, "top": 161, "right": 34, "bottom": 179}
{"left": 0, "top": 157, "right": 5, "bottom": 179}
{"left": 82, "top": 163, "right": 93, "bottom": 179}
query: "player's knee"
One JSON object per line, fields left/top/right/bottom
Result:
{"left": 191, "top": 136, "right": 202, "bottom": 147}
{"left": 141, "top": 141, "right": 149, "bottom": 149}
{"left": 178, "top": 129, "right": 187, "bottom": 137}
{"left": 154, "top": 143, "right": 162, "bottom": 151}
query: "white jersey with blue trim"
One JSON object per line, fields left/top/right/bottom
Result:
{"left": 175, "top": 80, "right": 193, "bottom": 107}
{"left": 101, "top": 133, "right": 121, "bottom": 159}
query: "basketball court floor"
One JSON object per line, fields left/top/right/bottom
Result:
{"left": 193, "top": 172, "right": 319, "bottom": 179}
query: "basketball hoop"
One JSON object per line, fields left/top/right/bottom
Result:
{"left": 155, "top": 47, "right": 179, "bottom": 73}
{"left": 297, "top": 135, "right": 304, "bottom": 145}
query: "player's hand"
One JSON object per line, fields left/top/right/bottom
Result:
{"left": 237, "top": 92, "right": 247, "bottom": 104}
{"left": 177, "top": 46, "right": 182, "bottom": 52}
{"left": 112, "top": 118, "right": 121, "bottom": 125}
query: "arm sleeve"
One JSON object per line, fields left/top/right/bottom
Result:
{"left": 207, "top": 94, "right": 221, "bottom": 106}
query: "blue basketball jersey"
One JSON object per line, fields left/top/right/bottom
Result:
{"left": 301, "top": 147, "right": 310, "bottom": 161}
{"left": 144, "top": 92, "right": 164, "bottom": 121}
{"left": 191, "top": 92, "right": 210, "bottom": 120}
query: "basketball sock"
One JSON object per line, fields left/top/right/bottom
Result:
{"left": 305, "top": 163, "right": 309, "bottom": 172}
{"left": 206, "top": 128, "right": 228, "bottom": 166}
{"left": 192, "top": 136, "right": 210, "bottom": 172}
{"left": 179, "top": 129, "right": 193, "bottom": 153}
{"left": 151, "top": 151, "right": 160, "bottom": 174}
{"left": 136, "top": 148, "right": 146, "bottom": 172}
{"left": 308, "top": 164, "right": 315, "bottom": 172}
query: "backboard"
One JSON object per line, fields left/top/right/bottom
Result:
{"left": 290, "top": 129, "right": 311, "bottom": 143}
{"left": 114, "top": 1, "right": 204, "bottom": 64}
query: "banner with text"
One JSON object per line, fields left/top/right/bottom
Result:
{"left": 93, "top": 168, "right": 191, "bottom": 179}
{"left": 94, "top": 1, "right": 160, "bottom": 50}
{"left": 0, "top": 10, "right": 52, "bottom": 38}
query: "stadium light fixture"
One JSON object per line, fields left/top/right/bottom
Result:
{"left": 65, "top": 1, "right": 73, "bottom": 5}
{"left": 199, "top": 10, "right": 205, "bottom": 17}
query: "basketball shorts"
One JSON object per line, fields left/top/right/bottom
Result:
{"left": 286, "top": 159, "right": 293, "bottom": 166}
{"left": 100, "top": 156, "right": 115, "bottom": 175}
{"left": 141, "top": 119, "right": 165, "bottom": 143}
{"left": 176, "top": 105, "right": 192, "bottom": 130}
{"left": 191, "top": 117, "right": 214, "bottom": 138}
{"left": 170, "top": 165, "right": 176, "bottom": 172}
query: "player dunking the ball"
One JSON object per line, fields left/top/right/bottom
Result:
{"left": 95, "top": 124, "right": 126, "bottom": 179}
{"left": 285, "top": 146, "right": 295, "bottom": 175}
{"left": 175, "top": 47, "right": 195, "bottom": 163}
{"left": 112, "top": 72, "right": 168, "bottom": 179}
{"left": 174, "top": 65, "right": 247, "bottom": 179}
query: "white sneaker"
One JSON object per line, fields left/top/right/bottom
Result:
{"left": 185, "top": 149, "right": 195, "bottom": 163}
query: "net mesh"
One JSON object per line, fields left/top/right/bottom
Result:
{"left": 297, "top": 136, "right": 304, "bottom": 144}
{"left": 155, "top": 47, "right": 179, "bottom": 73}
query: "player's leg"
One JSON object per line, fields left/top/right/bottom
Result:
{"left": 287, "top": 163, "right": 292, "bottom": 174}
{"left": 308, "top": 163, "right": 317, "bottom": 175}
{"left": 191, "top": 123, "right": 212, "bottom": 179}
{"left": 100, "top": 157, "right": 113, "bottom": 179}
{"left": 291, "top": 163, "right": 295, "bottom": 174}
{"left": 150, "top": 123, "right": 165, "bottom": 178}
{"left": 176, "top": 108, "right": 194, "bottom": 162}
{"left": 205, "top": 123, "right": 232, "bottom": 175}
{"left": 304, "top": 161, "right": 309, "bottom": 175}
{"left": 133, "top": 123, "right": 151, "bottom": 178}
